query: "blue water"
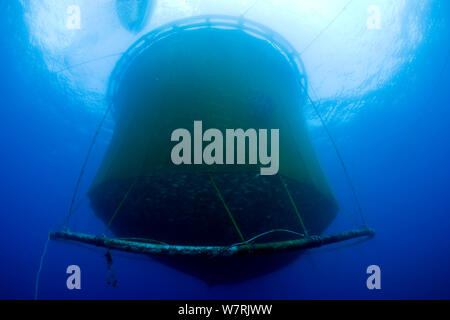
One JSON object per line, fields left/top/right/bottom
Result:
{"left": 0, "top": 1, "right": 449, "bottom": 299}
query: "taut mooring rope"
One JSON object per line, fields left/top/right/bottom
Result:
{"left": 305, "top": 88, "right": 367, "bottom": 227}
{"left": 34, "top": 234, "right": 50, "bottom": 300}
{"left": 280, "top": 176, "right": 309, "bottom": 237}
{"left": 240, "top": 0, "right": 260, "bottom": 17}
{"left": 208, "top": 173, "right": 245, "bottom": 242}
{"left": 105, "top": 178, "right": 139, "bottom": 230}
{"left": 229, "top": 228, "right": 306, "bottom": 248}
{"left": 62, "top": 103, "right": 113, "bottom": 228}
{"left": 300, "top": 0, "right": 354, "bottom": 55}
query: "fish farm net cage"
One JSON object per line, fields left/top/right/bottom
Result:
{"left": 50, "top": 15, "right": 374, "bottom": 282}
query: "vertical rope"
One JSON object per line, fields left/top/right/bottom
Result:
{"left": 63, "top": 104, "right": 113, "bottom": 228}
{"left": 208, "top": 173, "right": 245, "bottom": 242}
{"left": 105, "top": 178, "right": 139, "bottom": 231}
{"left": 305, "top": 87, "right": 367, "bottom": 227}
{"left": 241, "top": 0, "right": 260, "bottom": 17}
{"left": 34, "top": 234, "right": 50, "bottom": 300}
{"left": 300, "top": 0, "right": 354, "bottom": 55}
{"left": 280, "top": 176, "right": 309, "bottom": 237}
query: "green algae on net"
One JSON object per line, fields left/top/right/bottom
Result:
{"left": 53, "top": 16, "right": 374, "bottom": 283}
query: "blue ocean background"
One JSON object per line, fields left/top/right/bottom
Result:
{"left": 0, "top": 0, "right": 449, "bottom": 299}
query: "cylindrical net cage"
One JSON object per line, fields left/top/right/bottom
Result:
{"left": 88, "top": 16, "right": 339, "bottom": 248}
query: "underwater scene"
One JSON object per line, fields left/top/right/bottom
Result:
{"left": 0, "top": 0, "right": 449, "bottom": 300}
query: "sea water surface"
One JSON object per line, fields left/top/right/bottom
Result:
{"left": 0, "top": 0, "right": 449, "bottom": 299}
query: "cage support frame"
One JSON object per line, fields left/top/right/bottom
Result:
{"left": 50, "top": 228, "right": 375, "bottom": 258}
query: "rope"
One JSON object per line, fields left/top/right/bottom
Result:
{"left": 305, "top": 87, "right": 367, "bottom": 227}
{"left": 58, "top": 53, "right": 126, "bottom": 228}
{"left": 300, "top": 0, "right": 354, "bottom": 55}
{"left": 113, "top": 228, "right": 305, "bottom": 249}
{"left": 117, "top": 237, "right": 169, "bottom": 245}
{"left": 338, "top": 205, "right": 360, "bottom": 228}
{"left": 62, "top": 104, "right": 112, "bottom": 228}
{"left": 280, "top": 176, "right": 309, "bottom": 237}
{"left": 34, "top": 234, "right": 50, "bottom": 300}
{"left": 271, "top": 0, "right": 364, "bottom": 227}
{"left": 72, "top": 195, "right": 87, "bottom": 215}
{"left": 105, "top": 178, "right": 139, "bottom": 230}
{"left": 229, "top": 228, "right": 305, "bottom": 248}
{"left": 99, "top": 228, "right": 306, "bottom": 251}
{"left": 55, "top": 52, "right": 125, "bottom": 74}
{"left": 240, "top": 0, "right": 260, "bottom": 17}
{"left": 208, "top": 173, "right": 245, "bottom": 242}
